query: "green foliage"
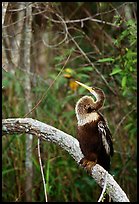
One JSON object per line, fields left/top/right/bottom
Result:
{"left": 110, "top": 66, "right": 122, "bottom": 75}
{"left": 111, "top": 19, "right": 137, "bottom": 96}
{"left": 97, "top": 57, "right": 114, "bottom": 63}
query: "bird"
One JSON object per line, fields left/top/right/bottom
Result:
{"left": 75, "top": 81, "right": 114, "bottom": 173}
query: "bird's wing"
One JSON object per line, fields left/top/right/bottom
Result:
{"left": 98, "top": 120, "right": 114, "bottom": 156}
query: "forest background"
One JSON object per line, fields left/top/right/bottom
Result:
{"left": 2, "top": 2, "right": 137, "bottom": 202}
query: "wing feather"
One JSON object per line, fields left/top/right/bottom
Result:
{"left": 98, "top": 120, "right": 114, "bottom": 156}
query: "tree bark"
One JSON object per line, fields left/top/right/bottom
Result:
{"left": 2, "top": 2, "right": 8, "bottom": 26}
{"left": 18, "top": 3, "right": 33, "bottom": 201}
{"left": 2, "top": 118, "right": 130, "bottom": 202}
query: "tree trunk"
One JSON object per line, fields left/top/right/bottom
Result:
{"left": 18, "top": 2, "right": 33, "bottom": 201}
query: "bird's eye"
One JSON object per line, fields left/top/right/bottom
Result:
{"left": 87, "top": 107, "right": 93, "bottom": 113}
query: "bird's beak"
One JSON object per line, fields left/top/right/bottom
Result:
{"left": 75, "top": 81, "right": 93, "bottom": 93}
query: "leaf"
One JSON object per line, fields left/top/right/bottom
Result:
{"left": 124, "top": 123, "right": 133, "bottom": 130}
{"left": 97, "top": 58, "right": 114, "bottom": 63}
{"left": 110, "top": 67, "right": 122, "bottom": 75}
{"left": 129, "top": 66, "right": 133, "bottom": 72}
{"left": 80, "top": 66, "right": 93, "bottom": 71}
{"left": 121, "top": 76, "right": 127, "bottom": 88}
{"left": 2, "top": 168, "right": 16, "bottom": 176}
{"left": 54, "top": 55, "right": 64, "bottom": 62}
{"left": 77, "top": 73, "right": 90, "bottom": 79}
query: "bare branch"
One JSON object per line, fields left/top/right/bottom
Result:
{"left": 43, "top": 12, "right": 68, "bottom": 48}
{"left": 98, "top": 171, "right": 108, "bottom": 202}
{"left": 2, "top": 118, "right": 130, "bottom": 202}
{"left": 38, "top": 138, "right": 48, "bottom": 202}
{"left": 113, "top": 108, "right": 136, "bottom": 138}
{"left": 34, "top": 2, "right": 135, "bottom": 28}
{"left": 67, "top": 32, "right": 116, "bottom": 95}
{"left": 41, "top": 10, "right": 117, "bottom": 95}
{"left": 23, "top": 51, "right": 71, "bottom": 118}
{"left": 39, "top": 11, "right": 119, "bottom": 28}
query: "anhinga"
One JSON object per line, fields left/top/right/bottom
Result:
{"left": 75, "top": 81, "right": 114, "bottom": 173}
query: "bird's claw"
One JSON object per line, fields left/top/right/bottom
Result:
{"left": 80, "top": 158, "right": 97, "bottom": 175}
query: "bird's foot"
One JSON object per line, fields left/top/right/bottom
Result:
{"left": 80, "top": 158, "right": 97, "bottom": 175}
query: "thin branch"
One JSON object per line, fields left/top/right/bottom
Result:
{"left": 113, "top": 108, "right": 136, "bottom": 138}
{"left": 42, "top": 11, "right": 117, "bottom": 95}
{"left": 39, "top": 11, "right": 119, "bottom": 28}
{"left": 67, "top": 31, "right": 116, "bottom": 95}
{"left": 38, "top": 138, "right": 48, "bottom": 202}
{"left": 3, "top": 2, "right": 134, "bottom": 29}
{"left": 23, "top": 51, "right": 71, "bottom": 118}
{"left": 2, "top": 118, "right": 130, "bottom": 202}
{"left": 43, "top": 12, "right": 68, "bottom": 48}
{"left": 35, "top": 2, "right": 135, "bottom": 28}
{"left": 98, "top": 171, "right": 108, "bottom": 202}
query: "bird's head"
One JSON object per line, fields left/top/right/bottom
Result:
{"left": 75, "top": 95, "right": 96, "bottom": 116}
{"left": 75, "top": 81, "right": 105, "bottom": 100}
{"left": 75, "top": 81, "right": 105, "bottom": 125}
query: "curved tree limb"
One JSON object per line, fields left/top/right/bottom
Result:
{"left": 2, "top": 118, "right": 130, "bottom": 202}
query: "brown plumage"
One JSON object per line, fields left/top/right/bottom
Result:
{"left": 75, "top": 82, "right": 114, "bottom": 172}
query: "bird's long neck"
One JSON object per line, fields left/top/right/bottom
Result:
{"left": 93, "top": 89, "right": 105, "bottom": 110}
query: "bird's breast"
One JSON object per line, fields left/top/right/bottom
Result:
{"left": 77, "top": 112, "right": 99, "bottom": 126}
{"left": 77, "top": 121, "right": 101, "bottom": 156}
